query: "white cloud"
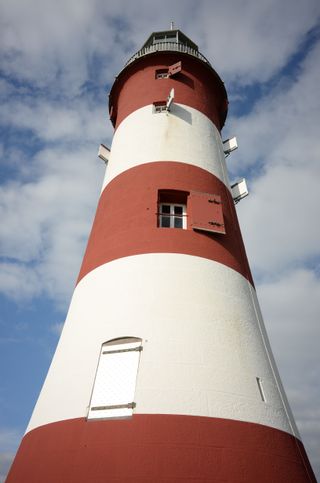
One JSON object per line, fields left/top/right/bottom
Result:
{"left": 0, "top": 452, "right": 14, "bottom": 483}
{"left": 199, "top": 0, "right": 320, "bottom": 85}
{"left": 256, "top": 268, "right": 320, "bottom": 476}
{"left": 0, "top": 0, "right": 116, "bottom": 93}
{"left": 258, "top": 268, "right": 320, "bottom": 372}
{"left": 1, "top": 0, "right": 319, "bottom": 94}
{"left": 229, "top": 39, "right": 320, "bottom": 275}
{"left": 0, "top": 96, "right": 110, "bottom": 144}
{"left": 0, "top": 145, "right": 104, "bottom": 306}
{"left": 238, "top": 164, "right": 320, "bottom": 274}
{"left": 227, "top": 37, "right": 320, "bottom": 171}
{"left": 0, "top": 427, "right": 21, "bottom": 483}
{"left": 0, "top": 263, "right": 42, "bottom": 301}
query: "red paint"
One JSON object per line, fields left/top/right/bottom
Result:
{"left": 6, "top": 415, "right": 316, "bottom": 482}
{"left": 189, "top": 191, "right": 226, "bottom": 234}
{"left": 109, "top": 53, "right": 228, "bottom": 131}
{"left": 77, "top": 162, "right": 253, "bottom": 286}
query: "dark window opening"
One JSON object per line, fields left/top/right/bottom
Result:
{"left": 153, "top": 103, "right": 167, "bottom": 113}
{"left": 156, "top": 69, "right": 169, "bottom": 79}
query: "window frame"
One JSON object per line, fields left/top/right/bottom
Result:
{"left": 153, "top": 103, "right": 167, "bottom": 113}
{"left": 159, "top": 202, "right": 187, "bottom": 229}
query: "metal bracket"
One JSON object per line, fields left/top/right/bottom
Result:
{"left": 91, "top": 402, "right": 136, "bottom": 411}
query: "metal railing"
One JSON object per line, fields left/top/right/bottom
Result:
{"left": 125, "top": 41, "right": 211, "bottom": 67}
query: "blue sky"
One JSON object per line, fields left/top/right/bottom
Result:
{"left": 1, "top": 0, "right": 320, "bottom": 480}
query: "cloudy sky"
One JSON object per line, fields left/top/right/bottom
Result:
{"left": 0, "top": 0, "right": 319, "bottom": 480}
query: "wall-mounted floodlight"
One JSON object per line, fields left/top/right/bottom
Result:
{"left": 166, "top": 88, "right": 175, "bottom": 111}
{"left": 98, "top": 144, "right": 110, "bottom": 164}
{"left": 231, "top": 178, "right": 249, "bottom": 204}
{"left": 223, "top": 137, "right": 238, "bottom": 155}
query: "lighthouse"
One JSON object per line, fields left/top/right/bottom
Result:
{"left": 6, "top": 28, "right": 315, "bottom": 482}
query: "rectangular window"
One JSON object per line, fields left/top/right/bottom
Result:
{"left": 155, "top": 61, "right": 182, "bottom": 79}
{"left": 156, "top": 69, "right": 169, "bottom": 79}
{"left": 88, "top": 338, "right": 142, "bottom": 419}
{"left": 153, "top": 103, "right": 167, "bottom": 113}
{"left": 159, "top": 203, "right": 187, "bottom": 229}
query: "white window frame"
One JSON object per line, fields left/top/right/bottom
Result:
{"left": 159, "top": 202, "right": 187, "bottom": 229}
{"left": 156, "top": 72, "right": 169, "bottom": 79}
{"left": 154, "top": 104, "right": 167, "bottom": 114}
{"left": 88, "top": 338, "right": 142, "bottom": 420}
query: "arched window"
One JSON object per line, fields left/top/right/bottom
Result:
{"left": 88, "top": 337, "right": 142, "bottom": 420}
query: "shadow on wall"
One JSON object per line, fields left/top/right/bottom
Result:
{"left": 171, "top": 104, "right": 192, "bottom": 124}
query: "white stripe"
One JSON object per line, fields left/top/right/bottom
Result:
{"left": 102, "top": 104, "right": 231, "bottom": 191}
{"left": 27, "top": 254, "right": 298, "bottom": 438}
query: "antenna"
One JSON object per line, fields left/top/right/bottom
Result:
{"left": 231, "top": 178, "right": 249, "bottom": 204}
{"left": 98, "top": 144, "right": 110, "bottom": 164}
{"left": 223, "top": 137, "right": 238, "bottom": 156}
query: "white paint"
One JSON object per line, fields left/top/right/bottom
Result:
{"left": 27, "top": 254, "right": 298, "bottom": 438}
{"left": 102, "top": 104, "right": 231, "bottom": 191}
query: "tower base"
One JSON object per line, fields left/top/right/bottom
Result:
{"left": 6, "top": 415, "right": 315, "bottom": 482}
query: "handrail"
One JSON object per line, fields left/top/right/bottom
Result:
{"left": 125, "top": 41, "right": 212, "bottom": 67}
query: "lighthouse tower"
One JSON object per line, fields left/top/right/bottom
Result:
{"left": 7, "top": 29, "right": 315, "bottom": 482}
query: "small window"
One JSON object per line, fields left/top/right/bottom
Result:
{"left": 88, "top": 337, "right": 142, "bottom": 420}
{"left": 155, "top": 62, "right": 182, "bottom": 79}
{"left": 156, "top": 69, "right": 169, "bottom": 79}
{"left": 158, "top": 190, "right": 188, "bottom": 229}
{"left": 159, "top": 203, "right": 187, "bottom": 229}
{"left": 153, "top": 103, "right": 167, "bottom": 113}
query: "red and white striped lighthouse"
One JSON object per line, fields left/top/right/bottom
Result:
{"left": 7, "top": 29, "right": 315, "bottom": 482}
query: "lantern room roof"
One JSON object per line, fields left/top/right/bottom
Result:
{"left": 142, "top": 29, "right": 198, "bottom": 51}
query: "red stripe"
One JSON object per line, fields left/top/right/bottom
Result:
{"left": 109, "top": 53, "right": 228, "bottom": 131}
{"left": 7, "top": 415, "right": 315, "bottom": 482}
{"left": 77, "top": 162, "right": 253, "bottom": 285}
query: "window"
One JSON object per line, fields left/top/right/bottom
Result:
{"left": 155, "top": 62, "right": 182, "bottom": 79}
{"left": 158, "top": 190, "right": 188, "bottom": 229}
{"left": 88, "top": 337, "right": 142, "bottom": 420}
{"left": 153, "top": 33, "right": 178, "bottom": 44}
{"left": 156, "top": 69, "right": 169, "bottom": 79}
{"left": 153, "top": 103, "right": 167, "bottom": 113}
{"left": 159, "top": 203, "right": 187, "bottom": 228}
